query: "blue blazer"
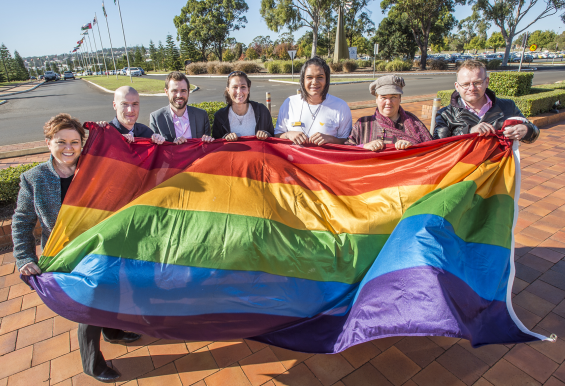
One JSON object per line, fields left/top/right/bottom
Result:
{"left": 12, "top": 156, "right": 63, "bottom": 270}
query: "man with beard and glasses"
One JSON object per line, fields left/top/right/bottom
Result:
{"left": 149, "top": 71, "right": 213, "bottom": 144}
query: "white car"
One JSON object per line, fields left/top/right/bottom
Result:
{"left": 126, "top": 67, "right": 142, "bottom": 76}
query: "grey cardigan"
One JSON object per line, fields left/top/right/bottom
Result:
{"left": 12, "top": 156, "right": 63, "bottom": 270}
{"left": 149, "top": 105, "right": 211, "bottom": 142}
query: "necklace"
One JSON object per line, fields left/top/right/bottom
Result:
{"left": 230, "top": 106, "right": 246, "bottom": 126}
{"left": 298, "top": 100, "right": 324, "bottom": 136}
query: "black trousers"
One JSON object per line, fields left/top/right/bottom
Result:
{"left": 78, "top": 324, "right": 124, "bottom": 376}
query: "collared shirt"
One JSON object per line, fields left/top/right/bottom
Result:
{"left": 170, "top": 107, "right": 192, "bottom": 139}
{"left": 463, "top": 94, "right": 492, "bottom": 118}
{"left": 109, "top": 117, "right": 154, "bottom": 139}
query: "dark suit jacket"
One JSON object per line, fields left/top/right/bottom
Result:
{"left": 109, "top": 117, "right": 154, "bottom": 138}
{"left": 149, "top": 105, "right": 210, "bottom": 142}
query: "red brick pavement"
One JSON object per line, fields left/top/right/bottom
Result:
{"left": 1, "top": 116, "right": 565, "bottom": 386}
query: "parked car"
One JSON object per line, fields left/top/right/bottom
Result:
{"left": 44, "top": 71, "right": 58, "bottom": 81}
{"left": 38, "top": 75, "right": 44, "bottom": 80}
{"left": 139, "top": 67, "right": 146, "bottom": 75}
{"left": 63, "top": 71, "right": 75, "bottom": 80}
{"left": 126, "top": 67, "right": 142, "bottom": 76}
{"left": 30, "top": 76, "right": 37, "bottom": 80}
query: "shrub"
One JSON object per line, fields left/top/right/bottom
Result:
{"left": 206, "top": 61, "right": 219, "bottom": 74}
{"left": 342, "top": 60, "right": 358, "bottom": 73}
{"left": 489, "top": 72, "right": 533, "bottom": 97}
{"left": 436, "top": 87, "right": 565, "bottom": 117}
{"left": 436, "top": 89, "right": 454, "bottom": 107}
{"left": 234, "top": 62, "right": 262, "bottom": 73}
{"left": 356, "top": 59, "right": 371, "bottom": 68}
{"left": 189, "top": 101, "right": 227, "bottom": 130}
{"left": 428, "top": 59, "right": 448, "bottom": 70}
{"left": 186, "top": 62, "right": 207, "bottom": 75}
{"left": 507, "top": 89, "right": 565, "bottom": 117}
{"left": 329, "top": 62, "right": 343, "bottom": 72}
{"left": 265, "top": 61, "right": 281, "bottom": 73}
{"left": 376, "top": 61, "right": 388, "bottom": 71}
{"left": 215, "top": 63, "right": 233, "bottom": 74}
{"left": 532, "top": 82, "right": 565, "bottom": 90}
{"left": 0, "top": 163, "right": 40, "bottom": 204}
{"left": 486, "top": 60, "right": 501, "bottom": 70}
{"left": 385, "top": 59, "right": 412, "bottom": 72}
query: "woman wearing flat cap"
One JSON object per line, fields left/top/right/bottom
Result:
{"left": 345, "top": 75, "right": 432, "bottom": 151}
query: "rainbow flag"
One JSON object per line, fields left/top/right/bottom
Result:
{"left": 25, "top": 122, "right": 547, "bottom": 353}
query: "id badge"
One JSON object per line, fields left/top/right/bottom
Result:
{"left": 292, "top": 121, "right": 303, "bottom": 127}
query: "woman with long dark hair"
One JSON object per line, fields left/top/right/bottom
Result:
{"left": 212, "top": 71, "right": 274, "bottom": 141}
{"left": 275, "top": 57, "right": 352, "bottom": 146}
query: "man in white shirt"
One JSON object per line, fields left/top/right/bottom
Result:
{"left": 275, "top": 57, "right": 352, "bottom": 145}
{"left": 149, "top": 71, "right": 214, "bottom": 144}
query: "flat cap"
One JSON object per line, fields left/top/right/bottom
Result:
{"left": 369, "top": 75, "right": 405, "bottom": 96}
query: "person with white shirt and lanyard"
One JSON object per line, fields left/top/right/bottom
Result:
{"left": 149, "top": 71, "right": 214, "bottom": 144}
{"left": 211, "top": 71, "right": 275, "bottom": 140}
{"left": 275, "top": 56, "right": 352, "bottom": 145}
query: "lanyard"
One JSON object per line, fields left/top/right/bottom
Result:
{"left": 298, "top": 100, "right": 323, "bottom": 136}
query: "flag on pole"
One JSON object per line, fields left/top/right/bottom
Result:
{"left": 93, "top": 16, "right": 97, "bottom": 26}
{"left": 81, "top": 31, "right": 89, "bottom": 35}
{"left": 81, "top": 23, "right": 92, "bottom": 30}
{"left": 102, "top": 2, "right": 107, "bottom": 17}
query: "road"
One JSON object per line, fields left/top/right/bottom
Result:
{"left": 1, "top": 69, "right": 565, "bottom": 146}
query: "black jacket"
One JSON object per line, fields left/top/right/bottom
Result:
{"left": 109, "top": 117, "right": 154, "bottom": 138}
{"left": 433, "top": 89, "right": 539, "bottom": 144}
{"left": 211, "top": 101, "right": 275, "bottom": 139}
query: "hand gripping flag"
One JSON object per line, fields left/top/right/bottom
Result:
{"left": 26, "top": 123, "right": 550, "bottom": 353}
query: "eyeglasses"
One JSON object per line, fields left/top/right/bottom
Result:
{"left": 457, "top": 79, "right": 486, "bottom": 90}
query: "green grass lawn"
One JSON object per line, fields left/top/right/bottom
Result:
{"left": 80, "top": 76, "right": 195, "bottom": 94}
{"left": 0, "top": 80, "right": 35, "bottom": 87}
{"left": 275, "top": 78, "right": 375, "bottom": 83}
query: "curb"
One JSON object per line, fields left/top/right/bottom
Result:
{"left": 0, "top": 100, "right": 6, "bottom": 106}
{"left": 0, "top": 81, "right": 45, "bottom": 97}
{"left": 82, "top": 78, "right": 199, "bottom": 95}
{"left": 0, "top": 146, "right": 49, "bottom": 160}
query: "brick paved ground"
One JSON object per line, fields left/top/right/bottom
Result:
{"left": 1, "top": 110, "right": 565, "bottom": 385}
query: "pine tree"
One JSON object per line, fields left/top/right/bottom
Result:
{"left": 0, "top": 69, "right": 5, "bottom": 83}
{"left": 165, "top": 35, "right": 182, "bottom": 71}
{"left": 149, "top": 40, "right": 158, "bottom": 71}
{"left": 13, "top": 51, "right": 29, "bottom": 80}
{"left": 157, "top": 41, "right": 166, "bottom": 70}
{"left": 0, "top": 44, "right": 12, "bottom": 82}
{"left": 134, "top": 47, "right": 143, "bottom": 67}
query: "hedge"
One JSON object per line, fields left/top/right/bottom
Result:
{"left": 265, "top": 60, "right": 305, "bottom": 74}
{"left": 190, "top": 101, "right": 227, "bottom": 128}
{"left": 489, "top": 72, "right": 533, "bottom": 97}
{"left": 0, "top": 163, "right": 39, "bottom": 204}
{"left": 436, "top": 87, "right": 565, "bottom": 117}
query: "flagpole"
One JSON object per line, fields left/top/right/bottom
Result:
{"left": 95, "top": 13, "right": 109, "bottom": 77}
{"left": 84, "top": 33, "right": 94, "bottom": 72}
{"left": 78, "top": 48, "right": 86, "bottom": 72}
{"left": 102, "top": 2, "right": 119, "bottom": 79}
{"left": 87, "top": 32, "right": 101, "bottom": 74}
{"left": 82, "top": 37, "right": 92, "bottom": 71}
{"left": 116, "top": 0, "right": 133, "bottom": 83}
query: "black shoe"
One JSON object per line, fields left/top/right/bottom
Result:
{"left": 92, "top": 367, "right": 121, "bottom": 383}
{"left": 103, "top": 332, "right": 142, "bottom": 344}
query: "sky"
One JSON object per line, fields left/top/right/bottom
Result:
{"left": 1, "top": 0, "right": 565, "bottom": 58}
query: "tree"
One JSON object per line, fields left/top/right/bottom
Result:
{"left": 465, "top": 36, "right": 486, "bottom": 52}
{"left": 158, "top": 41, "right": 166, "bottom": 69}
{"left": 165, "top": 34, "right": 182, "bottom": 70}
{"left": 0, "top": 44, "right": 12, "bottom": 82}
{"left": 133, "top": 47, "right": 144, "bottom": 67}
{"left": 260, "top": 0, "right": 333, "bottom": 57}
{"left": 487, "top": 32, "right": 505, "bottom": 52}
{"left": 235, "top": 43, "right": 244, "bottom": 59}
{"left": 528, "top": 30, "right": 557, "bottom": 50}
{"left": 353, "top": 35, "right": 372, "bottom": 55}
{"left": 149, "top": 40, "right": 158, "bottom": 70}
{"left": 223, "top": 49, "right": 236, "bottom": 61}
{"left": 344, "top": 0, "right": 377, "bottom": 47}
{"left": 469, "top": 0, "right": 565, "bottom": 65}
{"left": 373, "top": 9, "right": 418, "bottom": 60}
{"left": 381, "top": 0, "right": 461, "bottom": 69}
{"left": 245, "top": 46, "right": 259, "bottom": 59}
{"left": 250, "top": 35, "right": 274, "bottom": 56}
{"left": 175, "top": 0, "right": 248, "bottom": 62}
